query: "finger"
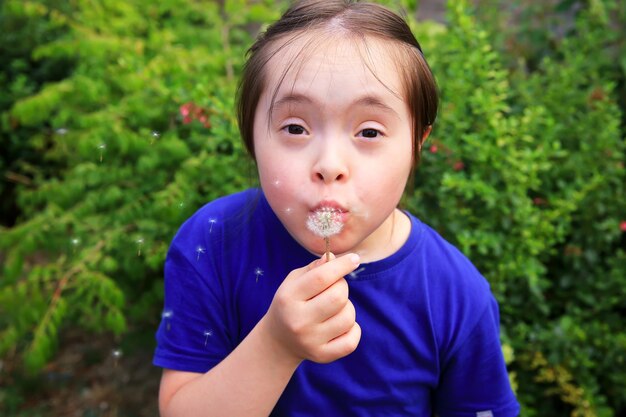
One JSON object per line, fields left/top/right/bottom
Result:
{"left": 296, "top": 253, "right": 360, "bottom": 300}
{"left": 316, "top": 321, "right": 362, "bottom": 364}
{"left": 304, "top": 252, "right": 335, "bottom": 272}
{"left": 318, "top": 299, "right": 356, "bottom": 340}
{"left": 307, "top": 277, "right": 349, "bottom": 322}
{"left": 283, "top": 254, "right": 329, "bottom": 285}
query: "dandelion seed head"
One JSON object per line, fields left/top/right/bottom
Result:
{"left": 307, "top": 207, "right": 344, "bottom": 238}
{"left": 56, "top": 128, "right": 68, "bottom": 135}
{"left": 98, "top": 143, "right": 106, "bottom": 150}
{"left": 71, "top": 238, "right": 80, "bottom": 245}
{"left": 152, "top": 131, "right": 161, "bottom": 138}
{"left": 111, "top": 349, "right": 123, "bottom": 359}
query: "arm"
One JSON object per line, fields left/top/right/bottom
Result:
{"left": 158, "top": 253, "right": 362, "bottom": 417}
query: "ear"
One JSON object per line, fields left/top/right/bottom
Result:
{"left": 417, "top": 125, "right": 433, "bottom": 152}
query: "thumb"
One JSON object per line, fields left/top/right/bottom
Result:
{"left": 285, "top": 253, "right": 337, "bottom": 284}
{"left": 307, "top": 252, "right": 335, "bottom": 271}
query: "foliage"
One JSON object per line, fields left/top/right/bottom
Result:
{"left": 409, "top": 0, "right": 626, "bottom": 415}
{"left": 0, "top": 0, "right": 280, "bottom": 383}
{"left": 1, "top": 0, "right": 625, "bottom": 416}
{"left": 0, "top": 0, "right": 76, "bottom": 227}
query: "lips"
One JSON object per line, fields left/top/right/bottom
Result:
{"left": 310, "top": 200, "right": 348, "bottom": 214}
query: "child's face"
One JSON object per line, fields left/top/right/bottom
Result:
{"left": 254, "top": 34, "right": 413, "bottom": 261}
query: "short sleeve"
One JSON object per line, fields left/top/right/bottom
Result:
{"left": 434, "top": 297, "right": 520, "bottom": 417}
{"left": 152, "top": 220, "right": 235, "bottom": 373}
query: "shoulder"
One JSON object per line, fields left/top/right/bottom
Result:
{"left": 165, "top": 188, "right": 264, "bottom": 266}
{"left": 180, "top": 189, "right": 261, "bottom": 231}
{"left": 410, "top": 216, "right": 496, "bottom": 360}
{"left": 171, "top": 189, "right": 261, "bottom": 242}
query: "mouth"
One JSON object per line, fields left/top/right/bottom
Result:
{"left": 310, "top": 200, "right": 348, "bottom": 214}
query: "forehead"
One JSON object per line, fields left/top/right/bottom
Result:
{"left": 262, "top": 31, "right": 405, "bottom": 104}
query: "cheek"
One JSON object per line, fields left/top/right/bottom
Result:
{"left": 257, "top": 160, "right": 305, "bottom": 210}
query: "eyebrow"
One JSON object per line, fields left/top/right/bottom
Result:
{"left": 353, "top": 95, "right": 400, "bottom": 118}
{"left": 273, "top": 93, "right": 400, "bottom": 118}
{"left": 273, "top": 93, "right": 313, "bottom": 110}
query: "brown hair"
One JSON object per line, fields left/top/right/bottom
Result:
{"left": 236, "top": 0, "right": 438, "bottom": 167}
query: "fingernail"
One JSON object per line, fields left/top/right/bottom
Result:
{"left": 349, "top": 253, "right": 360, "bottom": 265}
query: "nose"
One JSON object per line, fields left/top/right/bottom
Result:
{"left": 312, "top": 138, "right": 349, "bottom": 184}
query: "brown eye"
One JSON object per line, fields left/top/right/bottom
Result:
{"left": 287, "top": 124, "right": 306, "bottom": 135}
{"left": 360, "top": 128, "right": 380, "bottom": 138}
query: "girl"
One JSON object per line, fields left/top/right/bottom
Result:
{"left": 153, "top": 0, "right": 520, "bottom": 416}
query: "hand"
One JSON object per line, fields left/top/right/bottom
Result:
{"left": 262, "top": 253, "right": 362, "bottom": 365}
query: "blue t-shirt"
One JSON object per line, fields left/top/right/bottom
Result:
{"left": 153, "top": 189, "right": 520, "bottom": 417}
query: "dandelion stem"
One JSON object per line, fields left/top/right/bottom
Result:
{"left": 325, "top": 237, "right": 330, "bottom": 261}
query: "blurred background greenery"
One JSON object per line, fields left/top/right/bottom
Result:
{"left": 0, "top": 0, "right": 624, "bottom": 416}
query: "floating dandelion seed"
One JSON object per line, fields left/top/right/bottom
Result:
{"left": 70, "top": 238, "right": 80, "bottom": 254}
{"left": 272, "top": 179, "right": 281, "bottom": 188}
{"left": 111, "top": 349, "right": 123, "bottom": 367}
{"left": 285, "top": 207, "right": 293, "bottom": 215}
{"left": 97, "top": 143, "right": 106, "bottom": 162}
{"left": 136, "top": 238, "right": 144, "bottom": 256}
{"left": 307, "top": 207, "right": 344, "bottom": 260}
{"left": 196, "top": 246, "right": 206, "bottom": 260}
{"left": 254, "top": 267, "right": 263, "bottom": 283}
{"left": 349, "top": 267, "right": 366, "bottom": 280}
{"left": 208, "top": 218, "right": 217, "bottom": 233}
{"left": 162, "top": 309, "right": 173, "bottom": 330}
{"left": 151, "top": 130, "right": 160, "bottom": 145}
{"left": 203, "top": 330, "right": 213, "bottom": 346}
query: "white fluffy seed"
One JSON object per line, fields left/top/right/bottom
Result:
{"left": 306, "top": 207, "right": 344, "bottom": 238}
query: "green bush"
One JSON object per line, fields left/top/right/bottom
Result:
{"left": 1, "top": 0, "right": 624, "bottom": 416}
{"left": 0, "top": 0, "right": 277, "bottom": 374}
{"left": 409, "top": 0, "right": 626, "bottom": 415}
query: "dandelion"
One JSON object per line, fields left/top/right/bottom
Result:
{"left": 136, "top": 238, "right": 144, "bottom": 256}
{"left": 203, "top": 330, "right": 213, "bottom": 346}
{"left": 162, "top": 309, "right": 173, "bottom": 330}
{"left": 196, "top": 246, "right": 206, "bottom": 260}
{"left": 208, "top": 218, "right": 217, "bottom": 233}
{"left": 151, "top": 130, "right": 160, "bottom": 145}
{"left": 56, "top": 128, "right": 68, "bottom": 135}
{"left": 111, "top": 349, "right": 123, "bottom": 367}
{"left": 307, "top": 207, "right": 344, "bottom": 260}
{"left": 70, "top": 238, "right": 80, "bottom": 254}
{"left": 349, "top": 267, "right": 366, "bottom": 280}
{"left": 97, "top": 143, "right": 106, "bottom": 162}
{"left": 254, "top": 267, "right": 263, "bottom": 283}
